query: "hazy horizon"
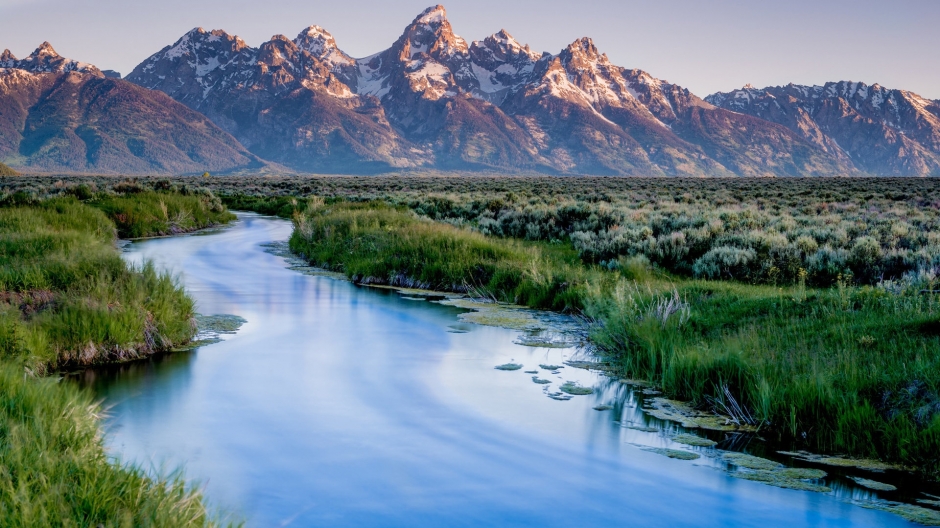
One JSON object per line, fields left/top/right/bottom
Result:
{"left": 1, "top": 0, "right": 938, "bottom": 99}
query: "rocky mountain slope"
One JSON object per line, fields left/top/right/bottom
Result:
{"left": 127, "top": 5, "right": 852, "bottom": 176}
{"left": 0, "top": 43, "right": 264, "bottom": 174}
{"left": 706, "top": 82, "right": 940, "bottom": 176}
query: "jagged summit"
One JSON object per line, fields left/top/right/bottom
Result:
{"left": 414, "top": 5, "right": 448, "bottom": 26}
{"left": 0, "top": 42, "right": 101, "bottom": 76}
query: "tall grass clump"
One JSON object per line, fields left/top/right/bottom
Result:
{"left": 0, "top": 193, "right": 237, "bottom": 526}
{"left": 0, "top": 364, "right": 221, "bottom": 527}
{"left": 0, "top": 198, "right": 195, "bottom": 371}
{"left": 289, "top": 200, "right": 602, "bottom": 311}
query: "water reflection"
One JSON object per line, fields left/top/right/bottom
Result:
{"left": 76, "top": 214, "right": 922, "bottom": 527}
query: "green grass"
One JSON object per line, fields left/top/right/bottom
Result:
{"left": 91, "top": 190, "right": 235, "bottom": 239}
{"left": 0, "top": 198, "right": 197, "bottom": 372}
{"left": 0, "top": 364, "right": 220, "bottom": 527}
{"left": 290, "top": 199, "right": 940, "bottom": 478}
{"left": 0, "top": 192, "right": 237, "bottom": 526}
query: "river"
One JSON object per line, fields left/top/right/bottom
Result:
{"left": 76, "top": 213, "right": 916, "bottom": 527}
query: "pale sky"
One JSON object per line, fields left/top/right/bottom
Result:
{"left": 1, "top": 0, "right": 937, "bottom": 99}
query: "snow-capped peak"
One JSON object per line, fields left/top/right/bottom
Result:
{"left": 294, "top": 25, "right": 354, "bottom": 66}
{"left": 0, "top": 42, "right": 102, "bottom": 76}
{"left": 415, "top": 5, "right": 448, "bottom": 26}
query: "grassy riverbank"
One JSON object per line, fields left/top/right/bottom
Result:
{"left": 0, "top": 190, "right": 234, "bottom": 526}
{"left": 289, "top": 199, "right": 940, "bottom": 478}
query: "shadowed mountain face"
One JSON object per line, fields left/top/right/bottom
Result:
{"left": 126, "top": 5, "right": 854, "bottom": 176}
{"left": 0, "top": 43, "right": 263, "bottom": 174}
{"left": 707, "top": 82, "right": 940, "bottom": 176}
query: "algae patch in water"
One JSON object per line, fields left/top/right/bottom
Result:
{"left": 559, "top": 382, "right": 594, "bottom": 395}
{"left": 438, "top": 298, "right": 543, "bottom": 332}
{"left": 514, "top": 333, "right": 575, "bottom": 348}
{"left": 524, "top": 370, "right": 539, "bottom": 374}
{"left": 779, "top": 468, "right": 827, "bottom": 480}
{"left": 532, "top": 376, "right": 552, "bottom": 385}
{"left": 643, "top": 398, "right": 755, "bottom": 432}
{"left": 858, "top": 501, "right": 940, "bottom": 526}
{"left": 547, "top": 392, "right": 573, "bottom": 401}
{"left": 196, "top": 314, "right": 247, "bottom": 334}
{"left": 849, "top": 476, "right": 898, "bottom": 491}
{"left": 495, "top": 363, "right": 523, "bottom": 371}
{"left": 778, "top": 450, "right": 904, "bottom": 472}
{"left": 539, "top": 364, "right": 564, "bottom": 370}
{"left": 673, "top": 434, "right": 717, "bottom": 448}
{"left": 732, "top": 470, "right": 831, "bottom": 493}
{"left": 722, "top": 453, "right": 782, "bottom": 471}
{"left": 642, "top": 447, "right": 700, "bottom": 461}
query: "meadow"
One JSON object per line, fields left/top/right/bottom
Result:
{"left": 0, "top": 183, "right": 234, "bottom": 526}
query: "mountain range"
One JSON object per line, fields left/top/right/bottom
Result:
{"left": 1, "top": 5, "right": 938, "bottom": 176}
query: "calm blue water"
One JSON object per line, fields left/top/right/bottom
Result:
{"left": 77, "top": 214, "right": 914, "bottom": 527}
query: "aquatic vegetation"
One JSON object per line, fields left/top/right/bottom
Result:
{"left": 539, "top": 364, "right": 564, "bottom": 370}
{"left": 514, "top": 334, "right": 574, "bottom": 348}
{"left": 196, "top": 314, "right": 247, "bottom": 334}
{"left": 672, "top": 434, "right": 717, "bottom": 447}
{"left": 593, "top": 405, "right": 613, "bottom": 411}
{"left": 778, "top": 451, "right": 904, "bottom": 472}
{"left": 547, "top": 392, "right": 573, "bottom": 401}
{"left": 495, "top": 363, "right": 523, "bottom": 371}
{"left": 524, "top": 370, "right": 539, "bottom": 374}
{"left": 559, "top": 382, "right": 594, "bottom": 396}
{"left": 643, "top": 399, "right": 753, "bottom": 432}
{"left": 731, "top": 470, "right": 831, "bottom": 493}
{"left": 849, "top": 477, "right": 898, "bottom": 492}
{"left": 641, "top": 447, "right": 700, "bottom": 461}
{"left": 859, "top": 501, "right": 940, "bottom": 526}
{"left": 722, "top": 453, "right": 783, "bottom": 471}
{"left": 779, "top": 468, "right": 827, "bottom": 480}
{"left": 532, "top": 376, "right": 552, "bottom": 384}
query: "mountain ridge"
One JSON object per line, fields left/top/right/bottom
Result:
{"left": 124, "top": 5, "right": 854, "bottom": 176}
{"left": 1, "top": 5, "right": 936, "bottom": 176}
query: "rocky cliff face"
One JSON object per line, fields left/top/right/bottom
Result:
{"left": 707, "top": 82, "right": 940, "bottom": 176}
{"left": 0, "top": 43, "right": 264, "bottom": 174}
{"left": 127, "top": 5, "right": 852, "bottom": 176}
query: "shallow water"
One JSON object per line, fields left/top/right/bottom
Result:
{"left": 77, "top": 213, "right": 920, "bottom": 527}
